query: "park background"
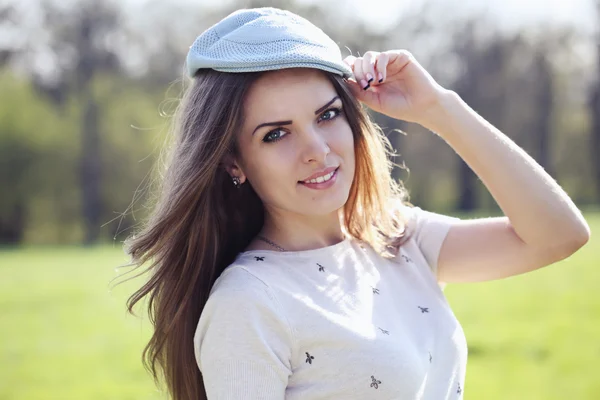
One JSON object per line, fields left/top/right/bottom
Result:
{"left": 1, "top": 0, "right": 599, "bottom": 398}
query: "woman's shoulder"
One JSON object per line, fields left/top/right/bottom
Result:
{"left": 396, "top": 203, "right": 460, "bottom": 236}
{"left": 211, "top": 262, "right": 267, "bottom": 292}
{"left": 210, "top": 254, "right": 294, "bottom": 299}
{"left": 195, "top": 262, "right": 294, "bottom": 379}
{"left": 200, "top": 264, "right": 290, "bottom": 328}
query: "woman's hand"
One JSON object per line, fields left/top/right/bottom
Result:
{"left": 342, "top": 50, "right": 451, "bottom": 125}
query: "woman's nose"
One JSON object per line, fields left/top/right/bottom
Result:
{"left": 300, "top": 128, "right": 331, "bottom": 164}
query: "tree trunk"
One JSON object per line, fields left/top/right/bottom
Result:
{"left": 77, "top": 13, "right": 102, "bottom": 245}
{"left": 0, "top": 203, "right": 24, "bottom": 244}
{"left": 533, "top": 52, "right": 554, "bottom": 177}
{"left": 80, "top": 89, "right": 101, "bottom": 244}
{"left": 457, "top": 161, "right": 477, "bottom": 211}
{"left": 590, "top": 84, "right": 600, "bottom": 201}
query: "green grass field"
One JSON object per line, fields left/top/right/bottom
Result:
{"left": 1, "top": 212, "right": 598, "bottom": 399}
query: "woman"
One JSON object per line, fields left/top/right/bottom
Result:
{"left": 123, "top": 7, "right": 590, "bottom": 400}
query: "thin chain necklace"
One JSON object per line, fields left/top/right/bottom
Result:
{"left": 256, "top": 235, "right": 286, "bottom": 252}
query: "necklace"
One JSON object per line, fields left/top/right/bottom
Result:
{"left": 256, "top": 235, "right": 286, "bottom": 252}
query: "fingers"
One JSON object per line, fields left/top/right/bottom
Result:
{"left": 375, "top": 52, "right": 389, "bottom": 83}
{"left": 361, "top": 51, "right": 377, "bottom": 87}
{"left": 354, "top": 60, "right": 367, "bottom": 89}
{"left": 343, "top": 51, "right": 387, "bottom": 91}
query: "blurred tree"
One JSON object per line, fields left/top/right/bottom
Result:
{"left": 451, "top": 20, "right": 496, "bottom": 211}
{"left": 0, "top": 70, "right": 76, "bottom": 243}
{"left": 531, "top": 50, "right": 554, "bottom": 177}
{"left": 446, "top": 19, "right": 567, "bottom": 212}
{"left": 70, "top": 2, "right": 121, "bottom": 244}
{"left": 590, "top": 78, "right": 600, "bottom": 200}
{"left": 589, "top": 1, "right": 600, "bottom": 201}
{"left": 1, "top": 0, "right": 124, "bottom": 243}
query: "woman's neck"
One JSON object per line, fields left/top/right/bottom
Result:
{"left": 259, "top": 210, "right": 345, "bottom": 252}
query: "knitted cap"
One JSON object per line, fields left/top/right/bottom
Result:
{"left": 185, "top": 7, "right": 354, "bottom": 79}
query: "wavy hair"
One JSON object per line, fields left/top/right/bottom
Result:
{"left": 119, "top": 68, "right": 411, "bottom": 399}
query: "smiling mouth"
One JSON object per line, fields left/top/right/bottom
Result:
{"left": 298, "top": 167, "right": 339, "bottom": 184}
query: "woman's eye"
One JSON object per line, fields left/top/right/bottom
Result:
{"left": 263, "top": 129, "right": 287, "bottom": 143}
{"left": 320, "top": 107, "right": 341, "bottom": 121}
{"left": 262, "top": 107, "right": 342, "bottom": 143}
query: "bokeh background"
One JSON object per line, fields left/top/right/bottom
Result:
{"left": 1, "top": 0, "right": 599, "bottom": 398}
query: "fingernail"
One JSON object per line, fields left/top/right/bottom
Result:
{"left": 366, "top": 73, "right": 374, "bottom": 83}
{"left": 378, "top": 72, "right": 383, "bottom": 83}
{"left": 361, "top": 79, "right": 369, "bottom": 89}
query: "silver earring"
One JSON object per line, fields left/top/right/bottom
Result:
{"left": 232, "top": 176, "right": 241, "bottom": 188}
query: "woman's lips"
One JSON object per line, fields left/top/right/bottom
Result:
{"left": 298, "top": 167, "right": 339, "bottom": 190}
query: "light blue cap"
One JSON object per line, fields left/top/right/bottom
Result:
{"left": 185, "top": 7, "right": 354, "bottom": 79}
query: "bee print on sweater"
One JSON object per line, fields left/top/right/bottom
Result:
{"left": 457, "top": 382, "right": 462, "bottom": 395}
{"left": 317, "top": 263, "right": 325, "bottom": 272}
{"left": 371, "top": 286, "right": 380, "bottom": 294}
{"left": 305, "top": 352, "right": 314, "bottom": 364}
{"left": 370, "top": 375, "right": 381, "bottom": 389}
{"left": 400, "top": 254, "right": 413, "bottom": 263}
{"left": 418, "top": 306, "right": 429, "bottom": 313}
{"left": 429, "top": 352, "right": 433, "bottom": 363}
{"left": 254, "top": 256, "right": 265, "bottom": 261}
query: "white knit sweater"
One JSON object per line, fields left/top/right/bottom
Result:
{"left": 194, "top": 206, "right": 468, "bottom": 399}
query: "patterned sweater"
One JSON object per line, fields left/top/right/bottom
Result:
{"left": 194, "top": 206, "right": 468, "bottom": 399}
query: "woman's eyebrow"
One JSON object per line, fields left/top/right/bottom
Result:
{"left": 252, "top": 95, "right": 341, "bottom": 135}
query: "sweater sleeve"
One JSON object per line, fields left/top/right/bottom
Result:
{"left": 193, "top": 266, "right": 293, "bottom": 400}
{"left": 406, "top": 206, "right": 460, "bottom": 280}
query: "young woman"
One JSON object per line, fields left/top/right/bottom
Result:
{"left": 123, "top": 7, "right": 590, "bottom": 400}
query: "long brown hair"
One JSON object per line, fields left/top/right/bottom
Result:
{"left": 118, "top": 68, "right": 411, "bottom": 399}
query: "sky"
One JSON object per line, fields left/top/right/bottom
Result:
{"left": 117, "top": 0, "right": 598, "bottom": 34}
{"left": 294, "top": 0, "right": 598, "bottom": 33}
{"left": 13, "top": 0, "right": 599, "bottom": 33}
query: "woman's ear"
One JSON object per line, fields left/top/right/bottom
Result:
{"left": 221, "top": 153, "right": 247, "bottom": 184}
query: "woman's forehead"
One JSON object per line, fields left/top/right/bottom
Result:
{"left": 249, "top": 68, "right": 332, "bottom": 97}
{"left": 245, "top": 69, "right": 336, "bottom": 112}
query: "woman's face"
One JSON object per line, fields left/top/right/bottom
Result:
{"left": 234, "top": 68, "right": 355, "bottom": 219}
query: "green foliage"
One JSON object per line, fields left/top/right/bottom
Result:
{"left": 0, "top": 212, "right": 598, "bottom": 399}
{"left": 92, "top": 73, "right": 169, "bottom": 242}
{"left": 0, "top": 70, "right": 77, "bottom": 243}
{"left": 0, "top": 69, "right": 169, "bottom": 245}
